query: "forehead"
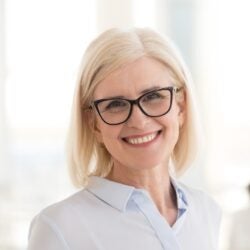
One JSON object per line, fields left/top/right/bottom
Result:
{"left": 93, "top": 57, "right": 173, "bottom": 99}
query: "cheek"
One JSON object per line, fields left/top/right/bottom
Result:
{"left": 167, "top": 119, "right": 180, "bottom": 140}
{"left": 100, "top": 127, "right": 124, "bottom": 160}
{"left": 97, "top": 121, "right": 122, "bottom": 145}
{"left": 168, "top": 102, "right": 183, "bottom": 130}
{"left": 160, "top": 112, "right": 180, "bottom": 142}
{"left": 161, "top": 104, "right": 180, "bottom": 127}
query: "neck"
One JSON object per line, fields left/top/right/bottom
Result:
{"left": 106, "top": 162, "right": 177, "bottom": 211}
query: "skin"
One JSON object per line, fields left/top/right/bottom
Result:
{"left": 92, "top": 56, "right": 185, "bottom": 226}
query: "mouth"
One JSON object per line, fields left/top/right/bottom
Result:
{"left": 122, "top": 130, "right": 162, "bottom": 145}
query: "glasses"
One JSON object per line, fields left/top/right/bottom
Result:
{"left": 89, "top": 86, "right": 181, "bottom": 125}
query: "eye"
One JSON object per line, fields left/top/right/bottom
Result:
{"left": 106, "top": 100, "right": 125, "bottom": 108}
{"left": 100, "top": 99, "right": 129, "bottom": 113}
{"left": 142, "top": 91, "right": 164, "bottom": 102}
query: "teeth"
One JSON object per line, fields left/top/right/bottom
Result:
{"left": 126, "top": 132, "right": 157, "bottom": 145}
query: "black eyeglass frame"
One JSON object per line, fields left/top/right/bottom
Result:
{"left": 89, "top": 86, "right": 181, "bottom": 125}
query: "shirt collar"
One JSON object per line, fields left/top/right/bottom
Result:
{"left": 171, "top": 177, "right": 188, "bottom": 206}
{"left": 86, "top": 176, "right": 188, "bottom": 213}
{"left": 170, "top": 177, "right": 188, "bottom": 217}
{"left": 86, "top": 176, "right": 135, "bottom": 212}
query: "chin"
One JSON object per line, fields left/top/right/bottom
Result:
{"left": 127, "top": 157, "right": 168, "bottom": 171}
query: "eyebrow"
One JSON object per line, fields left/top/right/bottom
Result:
{"left": 103, "top": 85, "right": 163, "bottom": 100}
{"left": 140, "top": 86, "right": 161, "bottom": 94}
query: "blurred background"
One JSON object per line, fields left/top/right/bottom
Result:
{"left": 1, "top": 0, "right": 250, "bottom": 249}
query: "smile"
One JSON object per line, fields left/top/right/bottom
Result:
{"left": 123, "top": 131, "right": 160, "bottom": 145}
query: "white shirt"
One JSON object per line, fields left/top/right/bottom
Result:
{"left": 28, "top": 176, "right": 221, "bottom": 250}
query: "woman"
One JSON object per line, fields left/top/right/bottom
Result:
{"left": 28, "top": 28, "right": 221, "bottom": 250}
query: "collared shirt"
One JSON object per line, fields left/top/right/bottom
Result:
{"left": 28, "top": 176, "right": 221, "bottom": 250}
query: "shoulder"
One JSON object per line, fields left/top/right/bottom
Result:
{"left": 29, "top": 188, "right": 98, "bottom": 236}
{"left": 28, "top": 189, "right": 96, "bottom": 249}
{"left": 176, "top": 180, "right": 222, "bottom": 247}
{"left": 177, "top": 181, "right": 222, "bottom": 221}
{"left": 33, "top": 188, "right": 95, "bottom": 224}
{"left": 177, "top": 181, "right": 219, "bottom": 206}
{"left": 28, "top": 189, "right": 104, "bottom": 249}
{"left": 37, "top": 189, "right": 83, "bottom": 214}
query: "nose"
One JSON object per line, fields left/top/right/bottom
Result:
{"left": 126, "top": 104, "right": 149, "bottom": 129}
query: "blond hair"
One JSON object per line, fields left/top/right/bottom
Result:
{"left": 67, "top": 28, "right": 201, "bottom": 187}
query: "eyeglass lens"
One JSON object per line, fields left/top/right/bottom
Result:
{"left": 96, "top": 88, "right": 172, "bottom": 125}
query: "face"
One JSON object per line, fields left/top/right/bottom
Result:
{"left": 92, "top": 57, "right": 185, "bottom": 172}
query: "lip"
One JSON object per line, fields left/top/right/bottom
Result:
{"left": 122, "top": 130, "right": 162, "bottom": 147}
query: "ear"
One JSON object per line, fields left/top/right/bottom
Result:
{"left": 86, "top": 110, "right": 103, "bottom": 143}
{"left": 176, "top": 90, "right": 186, "bottom": 129}
{"left": 178, "top": 108, "right": 185, "bottom": 129}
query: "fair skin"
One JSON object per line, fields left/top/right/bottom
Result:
{"left": 92, "top": 56, "right": 185, "bottom": 226}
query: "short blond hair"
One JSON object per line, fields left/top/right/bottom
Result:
{"left": 67, "top": 28, "right": 201, "bottom": 187}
